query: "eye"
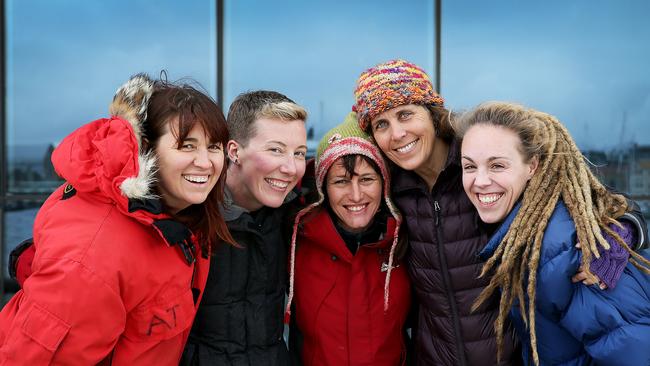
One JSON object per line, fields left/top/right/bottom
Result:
{"left": 360, "top": 176, "right": 378, "bottom": 184}
{"left": 269, "top": 147, "right": 283, "bottom": 154}
{"left": 208, "top": 143, "right": 223, "bottom": 152}
{"left": 491, "top": 163, "right": 505, "bottom": 170}
{"left": 372, "top": 120, "right": 388, "bottom": 131}
{"left": 397, "top": 110, "right": 413, "bottom": 120}
{"left": 332, "top": 178, "right": 349, "bottom": 186}
{"left": 462, "top": 164, "right": 476, "bottom": 171}
{"left": 295, "top": 150, "right": 307, "bottom": 159}
{"left": 181, "top": 143, "right": 196, "bottom": 151}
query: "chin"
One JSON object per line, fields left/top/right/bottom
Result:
{"left": 259, "top": 196, "right": 285, "bottom": 209}
{"left": 477, "top": 210, "right": 506, "bottom": 224}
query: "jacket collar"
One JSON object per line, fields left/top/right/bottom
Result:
{"left": 221, "top": 186, "right": 298, "bottom": 222}
{"left": 300, "top": 208, "right": 397, "bottom": 261}
{"left": 478, "top": 201, "right": 522, "bottom": 260}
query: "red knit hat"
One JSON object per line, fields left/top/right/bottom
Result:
{"left": 353, "top": 59, "right": 444, "bottom": 131}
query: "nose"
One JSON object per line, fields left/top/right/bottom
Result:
{"left": 349, "top": 180, "right": 363, "bottom": 202}
{"left": 193, "top": 149, "right": 212, "bottom": 169}
{"left": 279, "top": 155, "right": 297, "bottom": 176}
{"left": 390, "top": 123, "right": 407, "bottom": 141}
{"left": 474, "top": 168, "right": 491, "bottom": 187}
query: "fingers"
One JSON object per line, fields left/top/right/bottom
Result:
{"left": 572, "top": 267, "right": 607, "bottom": 289}
{"left": 571, "top": 271, "right": 588, "bottom": 283}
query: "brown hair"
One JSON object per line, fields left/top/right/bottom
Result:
{"left": 427, "top": 105, "right": 456, "bottom": 142}
{"left": 456, "top": 101, "right": 650, "bottom": 365}
{"left": 144, "top": 81, "right": 235, "bottom": 253}
{"left": 227, "top": 90, "right": 307, "bottom": 147}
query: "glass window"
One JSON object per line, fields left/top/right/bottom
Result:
{"left": 5, "top": 0, "right": 218, "bottom": 194}
{"left": 3, "top": 204, "right": 39, "bottom": 278}
{"left": 3, "top": 0, "right": 218, "bottom": 298}
{"left": 443, "top": 0, "right": 650, "bottom": 220}
{"left": 224, "top": 0, "right": 436, "bottom": 154}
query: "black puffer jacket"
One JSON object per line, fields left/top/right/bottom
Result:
{"left": 392, "top": 139, "right": 520, "bottom": 366}
{"left": 180, "top": 190, "right": 295, "bottom": 366}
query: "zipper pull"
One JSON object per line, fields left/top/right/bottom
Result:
{"left": 434, "top": 200, "right": 441, "bottom": 226}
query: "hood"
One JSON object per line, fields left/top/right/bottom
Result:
{"left": 51, "top": 74, "right": 164, "bottom": 224}
{"left": 48, "top": 74, "right": 201, "bottom": 265}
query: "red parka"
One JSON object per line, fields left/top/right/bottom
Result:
{"left": 0, "top": 76, "right": 210, "bottom": 365}
{"left": 293, "top": 209, "right": 411, "bottom": 366}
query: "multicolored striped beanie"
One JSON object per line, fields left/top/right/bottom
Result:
{"left": 353, "top": 59, "right": 445, "bottom": 131}
{"left": 284, "top": 112, "right": 402, "bottom": 322}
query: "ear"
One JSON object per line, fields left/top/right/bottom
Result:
{"left": 226, "top": 140, "right": 240, "bottom": 164}
{"left": 527, "top": 155, "right": 539, "bottom": 180}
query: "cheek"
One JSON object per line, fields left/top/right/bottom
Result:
{"left": 461, "top": 174, "right": 472, "bottom": 194}
{"left": 296, "top": 160, "right": 307, "bottom": 179}
{"left": 213, "top": 155, "right": 225, "bottom": 176}
{"left": 246, "top": 153, "right": 277, "bottom": 176}
{"left": 510, "top": 175, "right": 529, "bottom": 196}
{"left": 373, "top": 131, "right": 391, "bottom": 153}
{"left": 326, "top": 186, "right": 341, "bottom": 206}
{"left": 157, "top": 153, "right": 182, "bottom": 178}
{"left": 369, "top": 184, "right": 382, "bottom": 202}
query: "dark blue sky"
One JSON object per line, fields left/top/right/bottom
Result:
{"left": 6, "top": 0, "right": 649, "bottom": 156}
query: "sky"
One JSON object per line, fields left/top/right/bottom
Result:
{"left": 5, "top": 0, "right": 650, "bottom": 160}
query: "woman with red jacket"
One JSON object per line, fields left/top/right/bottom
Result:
{"left": 0, "top": 74, "right": 234, "bottom": 365}
{"left": 285, "top": 112, "right": 411, "bottom": 366}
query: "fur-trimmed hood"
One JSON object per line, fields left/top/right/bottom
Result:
{"left": 51, "top": 74, "right": 164, "bottom": 223}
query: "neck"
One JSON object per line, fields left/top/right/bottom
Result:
{"left": 415, "top": 136, "right": 449, "bottom": 190}
{"left": 225, "top": 166, "right": 263, "bottom": 212}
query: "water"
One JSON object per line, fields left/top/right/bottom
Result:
{"left": 4, "top": 208, "right": 39, "bottom": 276}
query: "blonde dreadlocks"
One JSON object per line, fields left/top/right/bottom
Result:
{"left": 455, "top": 102, "right": 650, "bottom": 366}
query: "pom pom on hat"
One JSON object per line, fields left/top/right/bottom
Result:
{"left": 353, "top": 59, "right": 444, "bottom": 131}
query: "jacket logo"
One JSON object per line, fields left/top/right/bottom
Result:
{"left": 61, "top": 183, "right": 77, "bottom": 200}
{"left": 381, "top": 262, "right": 400, "bottom": 272}
{"left": 146, "top": 304, "right": 179, "bottom": 336}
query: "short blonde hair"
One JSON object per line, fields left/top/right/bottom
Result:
{"left": 227, "top": 90, "right": 307, "bottom": 146}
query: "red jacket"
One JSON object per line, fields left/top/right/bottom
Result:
{"left": 293, "top": 209, "right": 411, "bottom": 366}
{"left": 0, "top": 77, "right": 210, "bottom": 365}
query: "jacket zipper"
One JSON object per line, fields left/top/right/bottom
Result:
{"left": 433, "top": 200, "right": 467, "bottom": 366}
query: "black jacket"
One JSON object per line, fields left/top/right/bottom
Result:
{"left": 180, "top": 190, "right": 296, "bottom": 366}
{"left": 392, "top": 139, "right": 520, "bottom": 366}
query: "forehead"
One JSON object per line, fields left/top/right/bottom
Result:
{"left": 373, "top": 104, "right": 427, "bottom": 120}
{"left": 462, "top": 124, "right": 522, "bottom": 158}
{"left": 327, "top": 157, "right": 376, "bottom": 175}
{"left": 249, "top": 117, "right": 306, "bottom": 145}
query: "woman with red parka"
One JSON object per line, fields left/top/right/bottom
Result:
{"left": 285, "top": 113, "right": 411, "bottom": 365}
{"left": 0, "top": 74, "right": 234, "bottom": 365}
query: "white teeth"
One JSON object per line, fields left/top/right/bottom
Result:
{"left": 478, "top": 194, "right": 502, "bottom": 203}
{"left": 184, "top": 175, "right": 208, "bottom": 183}
{"left": 346, "top": 204, "right": 367, "bottom": 212}
{"left": 396, "top": 140, "right": 417, "bottom": 153}
{"left": 266, "top": 179, "right": 289, "bottom": 189}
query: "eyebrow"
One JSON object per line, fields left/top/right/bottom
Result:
{"left": 461, "top": 155, "right": 509, "bottom": 162}
{"left": 267, "top": 140, "right": 308, "bottom": 150}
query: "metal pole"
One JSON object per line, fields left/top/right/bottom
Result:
{"left": 217, "top": 0, "right": 224, "bottom": 108}
{"left": 435, "top": 0, "right": 441, "bottom": 94}
{"left": 1, "top": 0, "right": 7, "bottom": 300}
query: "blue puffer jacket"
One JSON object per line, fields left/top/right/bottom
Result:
{"left": 480, "top": 200, "right": 650, "bottom": 366}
